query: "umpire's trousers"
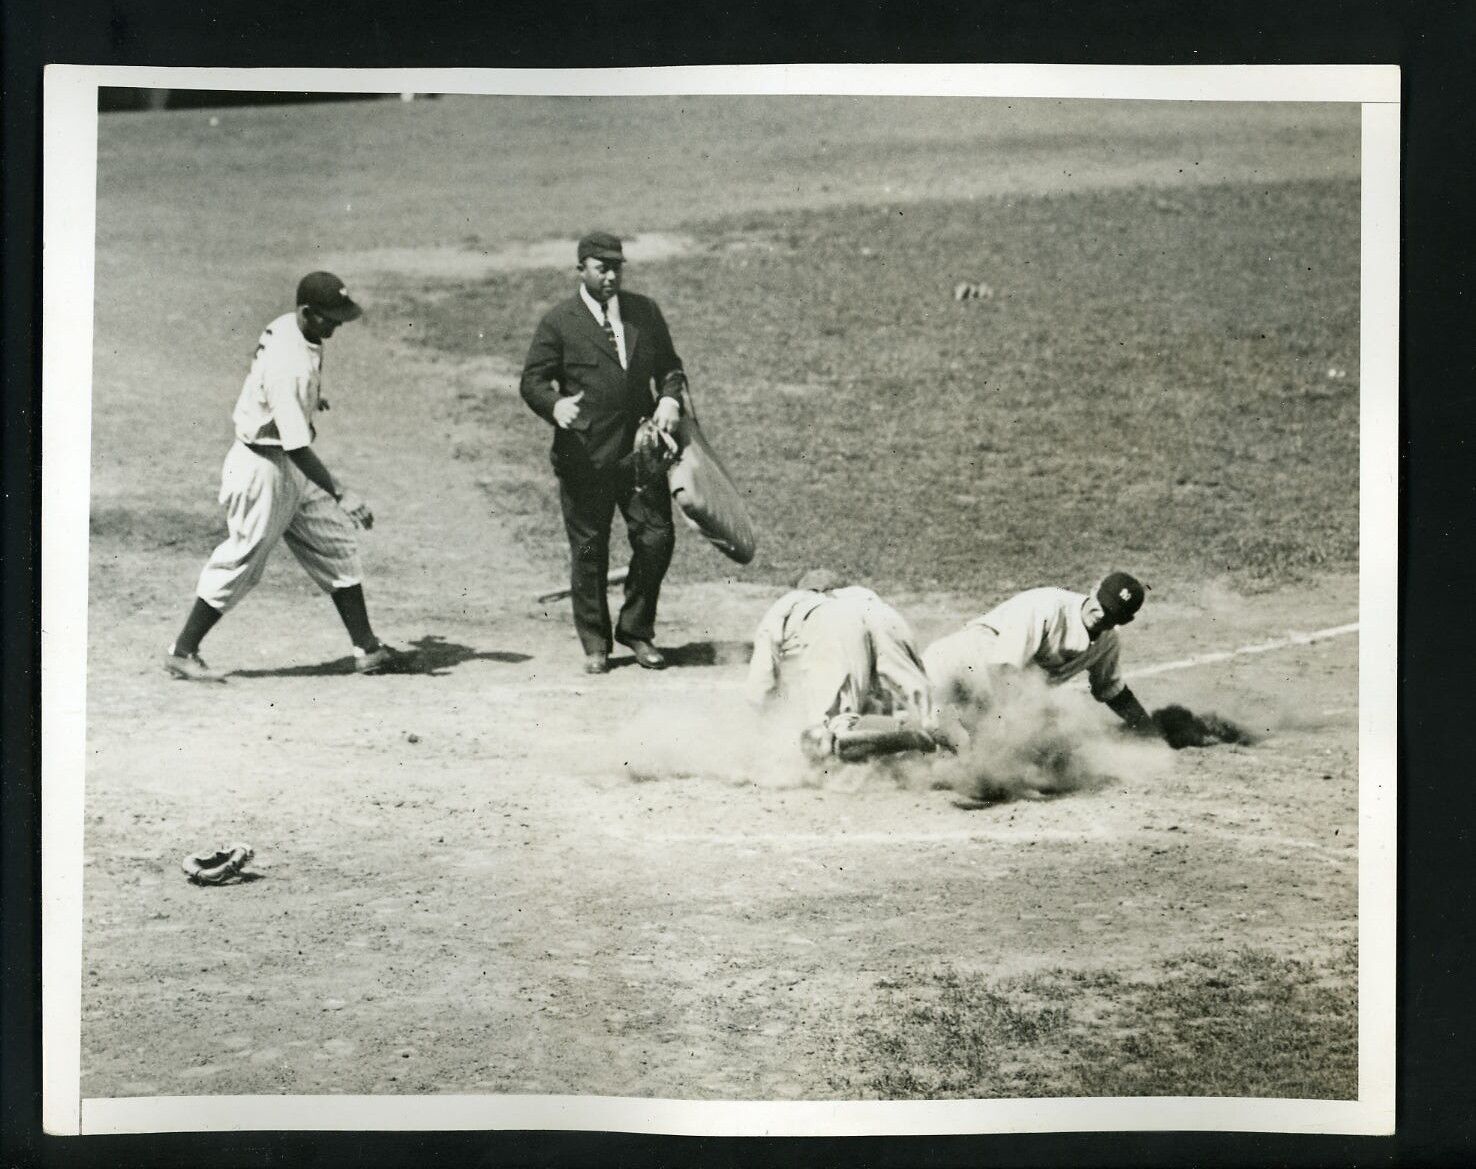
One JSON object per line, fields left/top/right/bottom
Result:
{"left": 558, "top": 465, "right": 675, "bottom": 655}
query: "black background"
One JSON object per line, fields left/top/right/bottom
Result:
{"left": 4, "top": 2, "right": 1472, "bottom": 1166}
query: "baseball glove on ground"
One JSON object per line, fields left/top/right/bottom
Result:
{"left": 182, "top": 843, "right": 254, "bottom": 885}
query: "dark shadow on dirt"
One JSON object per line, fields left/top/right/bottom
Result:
{"left": 402, "top": 635, "right": 534, "bottom": 675}
{"left": 229, "top": 635, "right": 533, "bottom": 679}
{"left": 605, "top": 639, "right": 751, "bottom": 671}
{"left": 656, "top": 639, "right": 753, "bottom": 668}
{"left": 187, "top": 871, "right": 266, "bottom": 887}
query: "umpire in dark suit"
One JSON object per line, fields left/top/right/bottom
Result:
{"left": 520, "top": 231, "right": 688, "bottom": 674}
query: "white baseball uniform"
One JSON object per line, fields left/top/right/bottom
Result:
{"left": 745, "top": 586, "right": 934, "bottom": 725}
{"left": 194, "top": 312, "right": 362, "bottom": 612}
{"left": 923, "top": 586, "right": 1127, "bottom": 709}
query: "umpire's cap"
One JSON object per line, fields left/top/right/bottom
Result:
{"left": 296, "top": 271, "right": 363, "bottom": 323}
{"left": 577, "top": 231, "right": 624, "bottom": 264}
{"left": 1096, "top": 571, "right": 1147, "bottom": 625}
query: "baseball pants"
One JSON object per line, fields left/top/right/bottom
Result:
{"left": 196, "top": 441, "right": 363, "bottom": 613}
{"left": 784, "top": 597, "right": 934, "bottom": 727}
{"left": 834, "top": 591, "right": 936, "bottom": 726}
{"left": 785, "top": 601, "right": 876, "bottom": 724}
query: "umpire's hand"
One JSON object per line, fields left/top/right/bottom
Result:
{"left": 553, "top": 392, "right": 584, "bottom": 429}
{"left": 652, "top": 396, "right": 681, "bottom": 433}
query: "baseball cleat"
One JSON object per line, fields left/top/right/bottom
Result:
{"left": 162, "top": 650, "right": 226, "bottom": 683}
{"left": 354, "top": 644, "right": 409, "bottom": 675}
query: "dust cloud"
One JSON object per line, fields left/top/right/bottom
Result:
{"left": 606, "top": 671, "right": 1175, "bottom": 804}
{"left": 917, "top": 673, "right": 1173, "bottom": 805}
{"left": 609, "top": 693, "right": 821, "bottom": 789}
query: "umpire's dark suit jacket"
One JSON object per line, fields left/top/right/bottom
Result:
{"left": 519, "top": 291, "right": 685, "bottom": 476}
{"left": 520, "top": 289, "right": 687, "bottom": 655}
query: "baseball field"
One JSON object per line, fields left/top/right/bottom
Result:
{"left": 79, "top": 93, "right": 1364, "bottom": 1106}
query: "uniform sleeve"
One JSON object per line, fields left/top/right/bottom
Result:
{"left": 744, "top": 599, "right": 788, "bottom": 705}
{"left": 260, "top": 349, "right": 315, "bottom": 451}
{"left": 519, "top": 312, "right": 565, "bottom": 424}
{"left": 1087, "top": 631, "right": 1127, "bottom": 702}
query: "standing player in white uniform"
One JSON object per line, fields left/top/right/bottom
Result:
{"left": 923, "top": 571, "right": 1158, "bottom": 733}
{"left": 161, "top": 272, "right": 404, "bottom": 681}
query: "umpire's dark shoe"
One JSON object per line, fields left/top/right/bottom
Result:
{"left": 616, "top": 635, "right": 666, "bottom": 670}
{"left": 583, "top": 651, "right": 610, "bottom": 675}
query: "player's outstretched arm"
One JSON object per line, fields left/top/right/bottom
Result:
{"left": 1105, "top": 686, "right": 1157, "bottom": 735}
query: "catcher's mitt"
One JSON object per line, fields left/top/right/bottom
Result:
{"left": 631, "top": 418, "right": 680, "bottom": 493}
{"left": 182, "top": 843, "right": 254, "bottom": 885}
{"left": 1151, "top": 705, "right": 1258, "bottom": 749}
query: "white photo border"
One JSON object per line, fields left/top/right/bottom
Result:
{"left": 41, "top": 62, "right": 1400, "bottom": 1138}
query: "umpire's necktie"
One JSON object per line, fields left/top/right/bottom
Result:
{"left": 601, "top": 304, "right": 620, "bottom": 361}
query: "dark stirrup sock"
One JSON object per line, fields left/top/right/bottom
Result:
{"left": 331, "top": 584, "right": 378, "bottom": 652}
{"left": 172, "top": 597, "right": 224, "bottom": 656}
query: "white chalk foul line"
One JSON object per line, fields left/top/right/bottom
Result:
{"left": 611, "top": 824, "right": 1357, "bottom": 852}
{"left": 604, "top": 827, "right": 1110, "bottom": 846}
{"left": 1123, "top": 621, "right": 1359, "bottom": 681}
{"left": 508, "top": 620, "right": 1360, "bottom": 694}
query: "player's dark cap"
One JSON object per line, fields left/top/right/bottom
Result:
{"left": 296, "top": 271, "right": 363, "bottom": 323}
{"left": 1097, "top": 571, "right": 1147, "bottom": 625}
{"left": 577, "top": 231, "right": 625, "bottom": 264}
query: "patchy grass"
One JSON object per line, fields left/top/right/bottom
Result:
{"left": 389, "top": 176, "right": 1358, "bottom": 596}
{"left": 89, "top": 503, "right": 225, "bottom": 550}
{"left": 830, "top": 943, "right": 1357, "bottom": 1099}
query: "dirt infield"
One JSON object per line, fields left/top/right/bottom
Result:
{"left": 78, "top": 95, "right": 1361, "bottom": 1101}
{"left": 81, "top": 563, "right": 1357, "bottom": 1098}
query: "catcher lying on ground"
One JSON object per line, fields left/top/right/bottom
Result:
{"left": 745, "top": 569, "right": 944, "bottom": 762}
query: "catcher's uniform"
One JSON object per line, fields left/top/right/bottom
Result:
{"left": 923, "top": 586, "right": 1127, "bottom": 709}
{"left": 194, "top": 312, "right": 363, "bottom": 612}
{"left": 745, "top": 586, "right": 934, "bottom": 726}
